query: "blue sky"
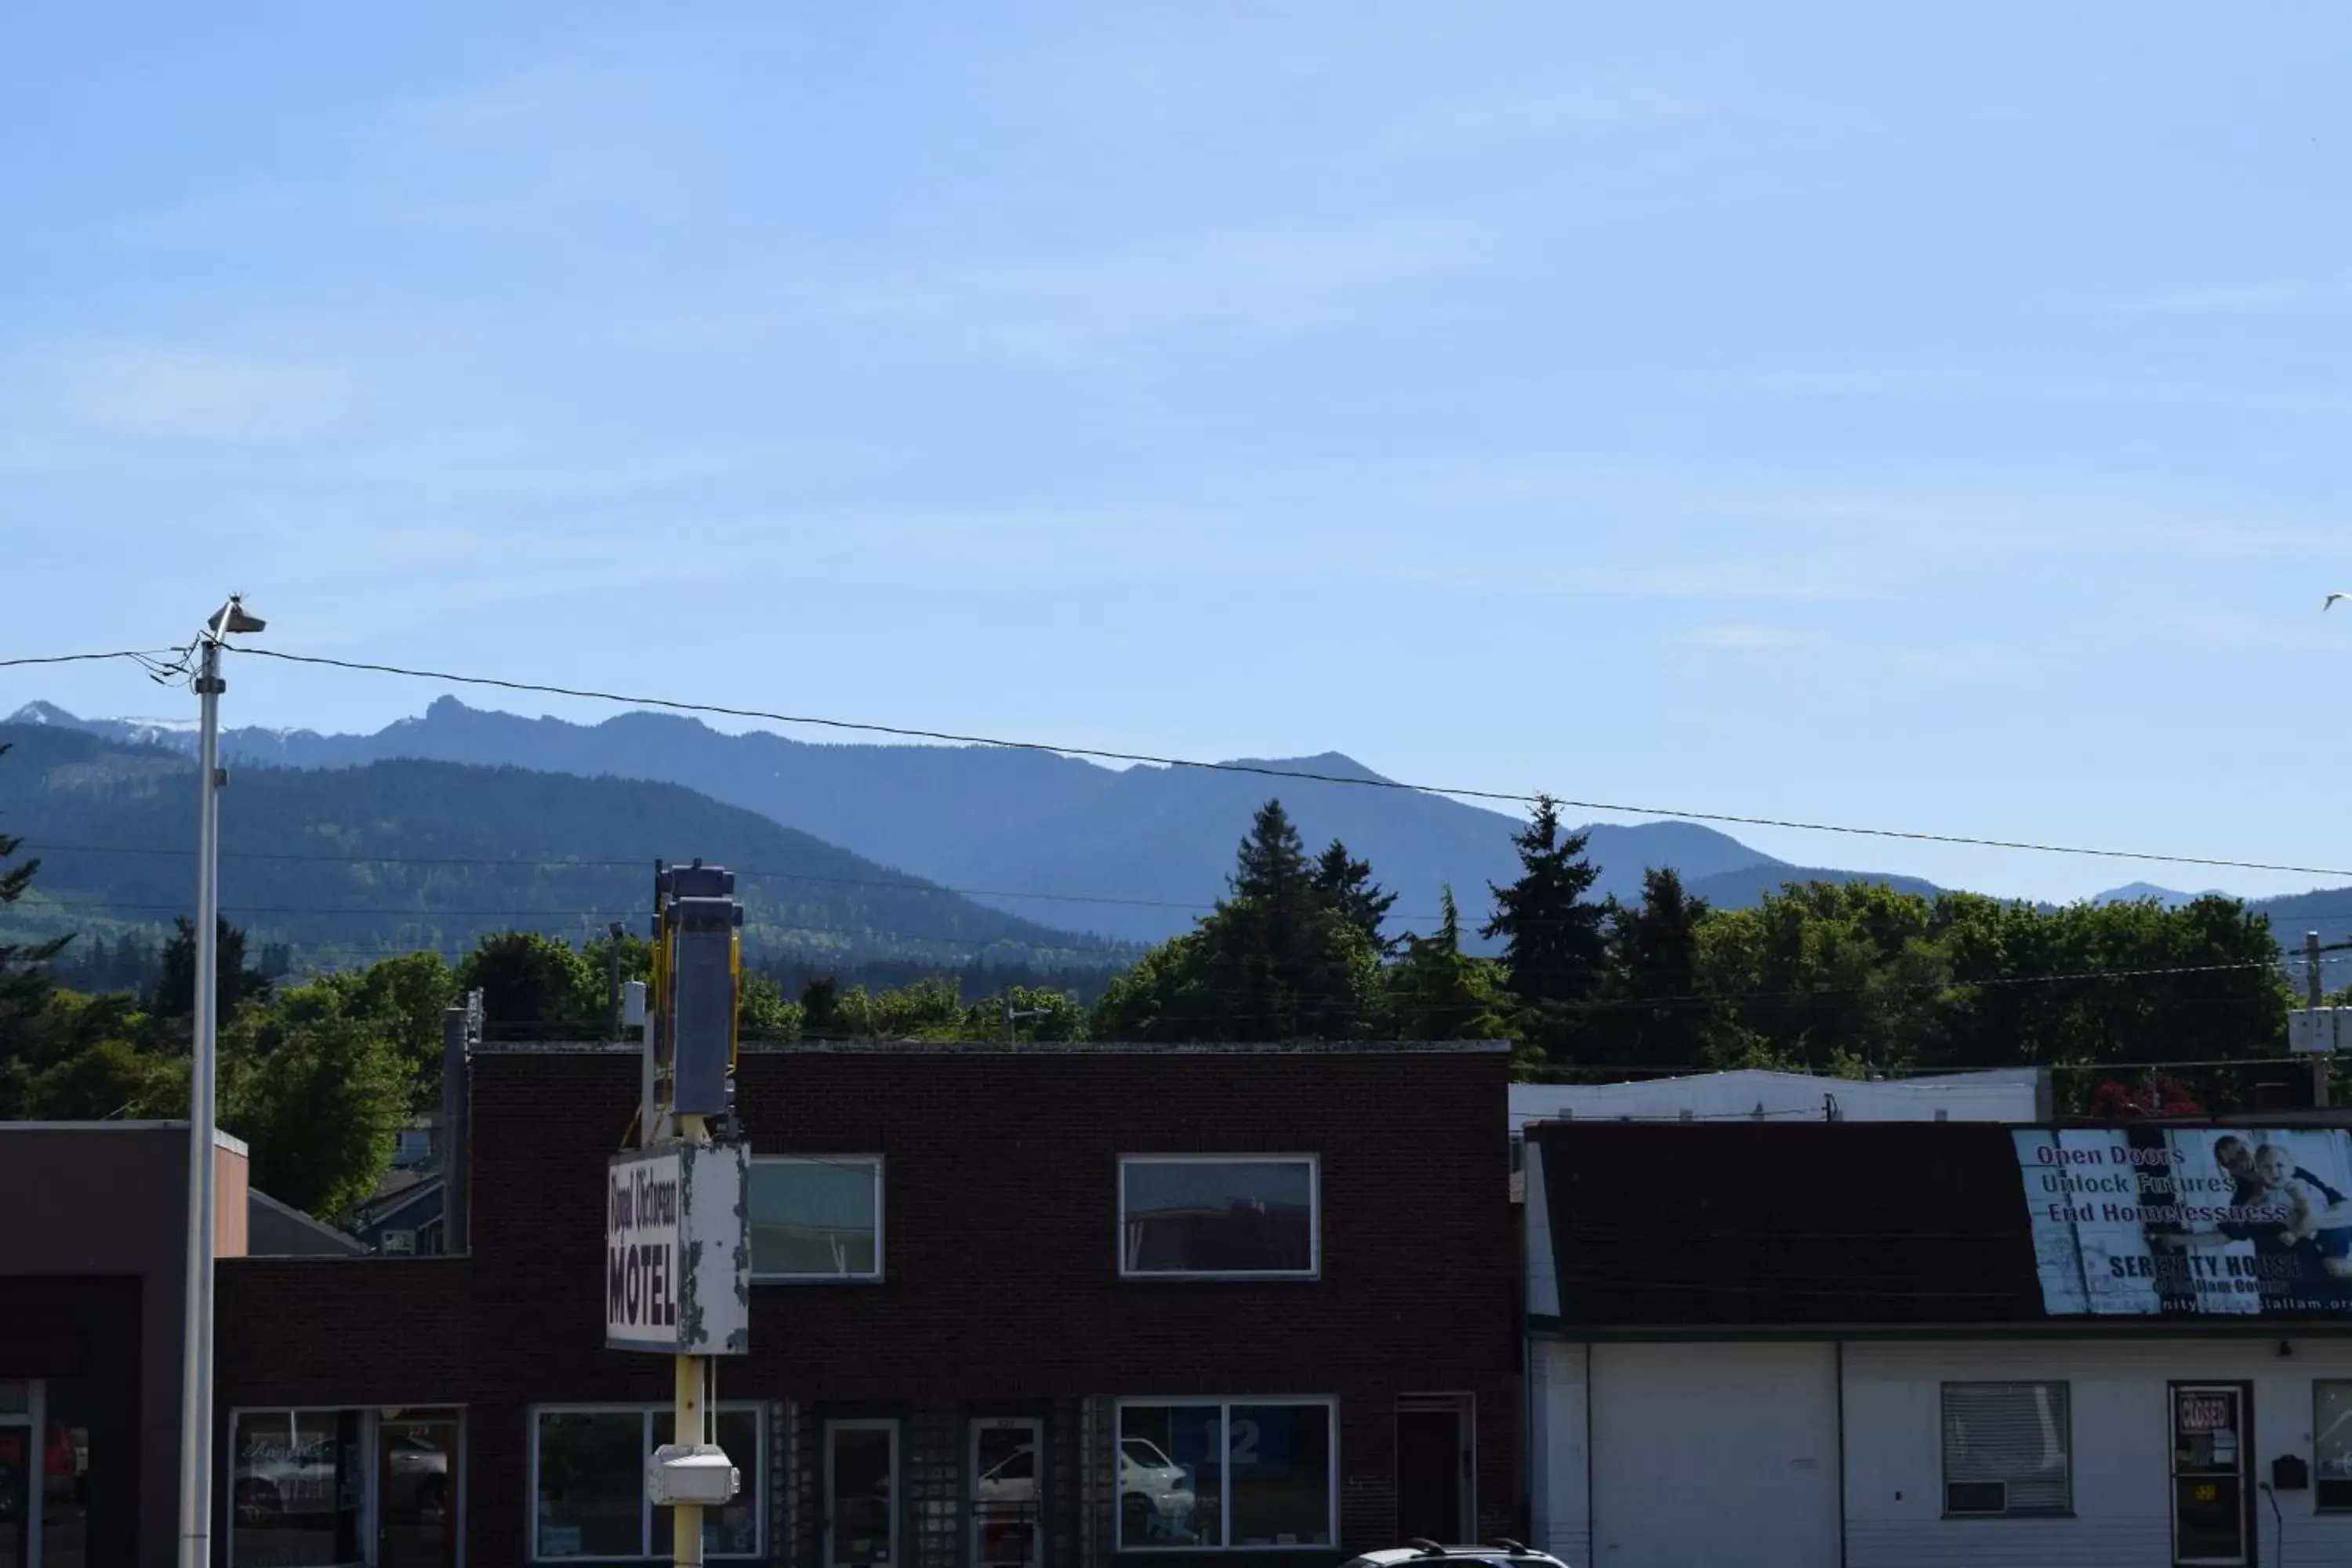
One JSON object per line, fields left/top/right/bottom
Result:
{"left": 4, "top": 2, "right": 2350, "bottom": 905}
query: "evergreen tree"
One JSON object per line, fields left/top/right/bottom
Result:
{"left": 154, "top": 915, "right": 272, "bottom": 1019}
{"left": 800, "top": 976, "right": 842, "bottom": 1034}
{"left": 0, "top": 752, "right": 67, "bottom": 1032}
{"left": 1312, "top": 838, "right": 1397, "bottom": 953}
{"left": 1385, "top": 887, "right": 1512, "bottom": 1042}
{"left": 1483, "top": 795, "right": 1609, "bottom": 1060}
{"left": 1091, "top": 801, "right": 1378, "bottom": 1041}
{"left": 1591, "top": 866, "right": 1715, "bottom": 1068}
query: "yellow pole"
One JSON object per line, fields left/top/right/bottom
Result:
{"left": 673, "top": 1110, "right": 709, "bottom": 1565}
{"left": 673, "top": 1352, "right": 705, "bottom": 1565}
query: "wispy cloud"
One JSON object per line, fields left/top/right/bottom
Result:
{"left": 2084, "top": 274, "right": 2352, "bottom": 314}
{"left": 1668, "top": 622, "right": 1824, "bottom": 651}
{"left": 40, "top": 344, "right": 346, "bottom": 441}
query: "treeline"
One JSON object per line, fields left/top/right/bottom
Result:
{"left": 1091, "top": 797, "right": 2303, "bottom": 1105}
{"left": 0, "top": 789, "right": 2318, "bottom": 1221}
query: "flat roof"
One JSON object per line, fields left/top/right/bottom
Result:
{"left": 0, "top": 1121, "right": 250, "bottom": 1154}
{"left": 476, "top": 1038, "right": 1511, "bottom": 1057}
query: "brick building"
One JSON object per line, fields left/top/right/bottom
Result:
{"left": 212, "top": 1039, "right": 1518, "bottom": 1568}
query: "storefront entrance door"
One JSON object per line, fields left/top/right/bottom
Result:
{"left": 2171, "top": 1383, "right": 2253, "bottom": 1568}
{"left": 971, "top": 1418, "right": 1041, "bottom": 1568}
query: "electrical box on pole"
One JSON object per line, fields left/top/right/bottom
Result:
{"left": 651, "top": 859, "right": 743, "bottom": 1125}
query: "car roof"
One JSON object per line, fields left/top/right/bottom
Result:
{"left": 1346, "top": 1549, "right": 1567, "bottom": 1568}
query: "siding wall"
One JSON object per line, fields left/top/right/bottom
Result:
{"left": 1533, "top": 1334, "right": 2352, "bottom": 1568}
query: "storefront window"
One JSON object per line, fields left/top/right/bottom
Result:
{"left": 2318, "top": 1383, "right": 2352, "bottom": 1512}
{"left": 534, "top": 1406, "right": 766, "bottom": 1561}
{"left": 231, "top": 1410, "right": 364, "bottom": 1567}
{"left": 1116, "top": 1400, "right": 1334, "bottom": 1551}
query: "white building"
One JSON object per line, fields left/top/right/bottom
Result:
{"left": 1509, "top": 1066, "right": 2049, "bottom": 1134}
{"left": 1523, "top": 1116, "right": 2352, "bottom": 1568}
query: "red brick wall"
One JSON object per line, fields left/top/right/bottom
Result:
{"left": 220, "top": 1043, "right": 1516, "bottom": 1564}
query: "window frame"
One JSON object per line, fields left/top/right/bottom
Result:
{"left": 1112, "top": 1396, "right": 1340, "bottom": 1553}
{"left": 527, "top": 1402, "right": 768, "bottom": 1563}
{"left": 1116, "top": 1155, "right": 1322, "bottom": 1282}
{"left": 749, "top": 1154, "right": 886, "bottom": 1283}
{"left": 2317, "top": 1381, "right": 2352, "bottom": 1512}
{"left": 1939, "top": 1381, "right": 2074, "bottom": 1520}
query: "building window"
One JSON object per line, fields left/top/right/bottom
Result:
{"left": 1941, "top": 1383, "right": 2071, "bottom": 1518}
{"left": 1115, "top": 1399, "right": 1335, "bottom": 1551}
{"left": 1119, "top": 1157, "right": 1318, "bottom": 1279}
{"left": 229, "top": 1409, "right": 364, "bottom": 1568}
{"left": 750, "top": 1156, "right": 883, "bottom": 1279}
{"left": 2319, "top": 1383, "right": 2352, "bottom": 1511}
{"left": 229, "top": 1406, "right": 460, "bottom": 1568}
{"left": 532, "top": 1405, "right": 764, "bottom": 1560}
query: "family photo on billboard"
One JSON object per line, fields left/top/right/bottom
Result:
{"left": 2015, "top": 1127, "right": 2352, "bottom": 1317}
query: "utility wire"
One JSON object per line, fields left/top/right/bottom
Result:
{"left": 237, "top": 645, "right": 2352, "bottom": 883}
{"left": 0, "top": 648, "right": 186, "bottom": 671}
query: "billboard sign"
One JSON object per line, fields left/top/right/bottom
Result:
{"left": 2015, "top": 1127, "right": 2352, "bottom": 1318}
{"left": 606, "top": 1142, "right": 750, "bottom": 1353}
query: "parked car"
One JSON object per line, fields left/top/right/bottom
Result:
{"left": 1341, "top": 1540, "right": 1574, "bottom": 1568}
{"left": 1117, "top": 1436, "right": 1198, "bottom": 1541}
{"left": 973, "top": 1443, "right": 1036, "bottom": 1507}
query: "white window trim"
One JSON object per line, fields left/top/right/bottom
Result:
{"left": 224, "top": 1405, "right": 377, "bottom": 1568}
{"left": 1112, "top": 1396, "right": 1341, "bottom": 1553}
{"left": 750, "top": 1155, "right": 887, "bottom": 1283}
{"left": 1938, "top": 1381, "right": 2074, "bottom": 1521}
{"left": 1116, "top": 1155, "right": 1321, "bottom": 1281}
{"left": 527, "top": 1402, "right": 768, "bottom": 1563}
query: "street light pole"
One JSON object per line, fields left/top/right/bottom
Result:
{"left": 178, "top": 596, "right": 263, "bottom": 1568}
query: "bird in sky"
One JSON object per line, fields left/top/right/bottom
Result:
{"left": 2330, "top": 592, "right": 2352, "bottom": 611}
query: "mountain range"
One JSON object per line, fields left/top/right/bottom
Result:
{"left": 0, "top": 722, "right": 1113, "bottom": 968}
{"left": 6, "top": 699, "right": 1949, "bottom": 945}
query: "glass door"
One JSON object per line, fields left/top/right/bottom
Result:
{"left": 377, "top": 1409, "right": 461, "bottom": 1568}
{"left": 2171, "top": 1384, "right": 2252, "bottom": 1567}
{"left": 971, "top": 1419, "right": 1041, "bottom": 1568}
{"left": 825, "top": 1421, "right": 898, "bottom": 1568}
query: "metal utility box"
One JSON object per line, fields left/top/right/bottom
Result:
{"left": 670, "top": 894, "right": 742, "bottom": 1116}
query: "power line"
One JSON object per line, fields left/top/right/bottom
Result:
{"left": 0, "top": 648, "right": 186, "bottom": 672}
{"left": 238, "top": 645, "right": 2352, "bottom": 883}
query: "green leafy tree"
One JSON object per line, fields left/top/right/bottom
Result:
{"left": 738, "top": 973, "right": 801, "bottom": 1039}
{"left": 223, "top": 1014, "right": 412, "bottom": 1218}
{"left": 1385, "top": 887, "right": 1512, "bottom": 1043}
{"left": 24, "top": 1036, "right": 181, "bottom": 1121}
{"left": 345, "top": 952, "right": 461, "bottom": 1102}
{"left": 457, "top": 931, "right": 595, "bottom": 1032}
{"left": 960, "top": 984, "right": 1088, "bottom": 1043}
{"left": 1483, "top": 795, "right": 1610, "bottom": 1060}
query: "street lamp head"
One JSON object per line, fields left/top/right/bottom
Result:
{"left": 209, "top": 595, "right": 267, "bottom": 638}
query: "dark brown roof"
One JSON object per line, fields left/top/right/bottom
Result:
{"left": 1532, "top": 1120, "right": 2048, "bottom": 1327}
